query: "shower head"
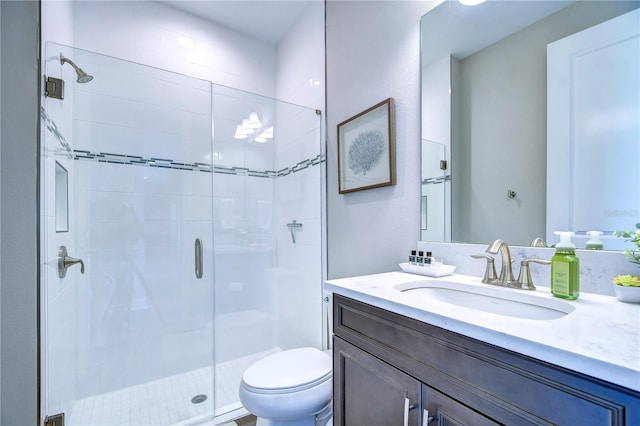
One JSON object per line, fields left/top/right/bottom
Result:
{"left": 60, "top": 54, "right": 94, "bottom": 84}
{"left": 76, "top": 72, "right": 93, "bottom": 84}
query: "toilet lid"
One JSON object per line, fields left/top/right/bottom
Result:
{"left": 242, "top": 347, "right": 332, "bottom": 391}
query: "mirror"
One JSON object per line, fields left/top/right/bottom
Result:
{"left": 420, "top": 0, "right": 639, "bottom": 250}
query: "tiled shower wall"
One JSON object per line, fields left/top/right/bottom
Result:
{"left": 67, "top": 2, "right": 327, "bottom": 357}
{"left": 275, "top": 105, "right": 323, "bottom": 350}
{"left": 208, "top": 83, "right": 324, "bottom": 359}
{"left": 73, "top": 162, "right": 216, "bottom": 397}
{"left": 275, "top": 0, "right": 327, "bottom": 351}
{"left": 45, "top": 45, "right": 216, "bottom": 404}
{"left": 44, "top": 53, "right": 324, "bottom": 415}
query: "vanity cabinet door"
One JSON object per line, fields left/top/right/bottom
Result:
{"left": 334, "top": 336, "right": 422, "bottom": 426}
{"left": 423, "top": 384, "right": 499, "bottom": 426}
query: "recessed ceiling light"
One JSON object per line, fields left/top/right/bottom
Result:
{"left": 234, "top": 125, "right": 248, "bottom": 139}
{"left": 247, "top": 112, "right": 262, "bottom": 129}
{"left": 240, "top": 119, "right": 254, "bottom": 135}
{"left": 177, "top": 35, "right": 195, "bottom": 49}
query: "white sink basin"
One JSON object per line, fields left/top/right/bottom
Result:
{"left": 394, "top": 279, "right": 575, "bottom": 320}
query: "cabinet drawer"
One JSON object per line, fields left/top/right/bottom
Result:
{"left": 334, "top": 294, "right": 640, "bottom": 425}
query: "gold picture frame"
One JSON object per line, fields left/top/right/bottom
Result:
{"left": 337, "top": 98, "right": 396, "bottom": 194}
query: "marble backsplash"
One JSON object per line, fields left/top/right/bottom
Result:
{"left": 417, "top": 241, "right": 639, "bottom": 296}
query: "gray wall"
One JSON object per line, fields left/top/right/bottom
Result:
{"left": 0, "top": 0, "right": 3, "bottom": 415}
{"left": 326, "top": 0, "right": 438, "bottom": 279}
{"left": 0, "top": 0, "right": 40, "bottom": 424}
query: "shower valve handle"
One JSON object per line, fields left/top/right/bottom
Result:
{"left": 57, "top": 246, "right": 85, "bottom": 278}
{"left": 286, "top": 220, "right": 302, "bottom": 244}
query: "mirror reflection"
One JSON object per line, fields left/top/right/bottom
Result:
{"left": 420, "top": 0, "right": 639, "bottom": 250}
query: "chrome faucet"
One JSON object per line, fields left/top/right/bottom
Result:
{"left": 471, "top": 239, "right": 551, "bottom": 290}
{"left": 486, "top": 239, "right": 515, "bottom": 286}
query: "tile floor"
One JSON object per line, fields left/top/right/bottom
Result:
{"left": 67, "top": 348, "right": 279, "bottom": 425}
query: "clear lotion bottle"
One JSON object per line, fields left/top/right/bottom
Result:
{"left": 551, "top": 231, "right": 580, "bottom": 300}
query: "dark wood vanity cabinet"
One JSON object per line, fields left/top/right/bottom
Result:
{"left": 335, "top": 337, "right": 422, "bottom": 425}
{"left": 333, "top": 294, "right": 640, "bottom": 426}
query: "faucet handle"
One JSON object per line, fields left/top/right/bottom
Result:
{"left": 471, "top": 253, "right": 498, "bottom": 284}
{"left": 516, "top": 258, "right": 551, "bottom": 290}
{"left": 530, "top": 237, "right": 548, "bottom": 247}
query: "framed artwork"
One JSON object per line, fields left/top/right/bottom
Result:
{"left": 337, "top": 98, "right": 396, "bottom": 193}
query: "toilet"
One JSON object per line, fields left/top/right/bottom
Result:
{"left": 239, "top": 347, "right": 333, "bottom": 426}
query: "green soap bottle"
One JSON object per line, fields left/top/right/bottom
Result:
{"left": 585, "top": 230, "right": 603, "bottom": 250}
{"left": 551, "top": 231, "right": 580, "bottom": 300}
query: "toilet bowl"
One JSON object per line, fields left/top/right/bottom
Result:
{"left": 239, "top": 347, "right": 333, "bottom": 426}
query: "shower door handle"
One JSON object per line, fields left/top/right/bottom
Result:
{"left": 195, "top": 238, "right": 203, "bottom": 279}
{"left": 58, "top": 245, "right": 85, "bottom": 278}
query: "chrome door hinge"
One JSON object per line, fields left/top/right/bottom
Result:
{"left": 44, "top": 413, "right": 65, "bottom": 426}
{"left": 439, "top": 160, "right": 447, "bottom": 170}
{"left": 45, "top": 76, "right": 64, "bottom": 99}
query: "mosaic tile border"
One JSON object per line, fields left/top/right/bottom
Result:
{"left": 42, "top": 108, "right": 325, "bottom": 178}
{"left": 41, "top": 106, "right": 72, "bottom": 156}
{"left": 277, "top": 154, "right": 324, "bottom": 177}
{"left": 72, "top": 150, "right": 325, "bottom": 178}
{"left": 422, "top": 175, "right": 451, "bottom": 185}
{"left": 73, "top": 149, "right": 215, "bottom": 172}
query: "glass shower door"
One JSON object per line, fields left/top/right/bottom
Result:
{"left": 41, "top": 43, "right": 215, "bottom": 425}
{"left": 210, "top": 84, "right": 325, "bottom": 418}
{"left": 421, "top": 139, "right": 450, "bottom": 242}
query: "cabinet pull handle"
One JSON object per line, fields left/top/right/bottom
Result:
{"left": 403, "top": 396, "right": 410, "bottom": 426}
{"left": 422, "top": 409, "right": 434, "bottom": 426}
{"left": 403, "top": 393, "right": 418, "bottom": 426}
{"left": 195, "top": 238, "right": 203, "bottom": 279}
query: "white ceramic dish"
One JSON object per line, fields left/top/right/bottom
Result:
{"left": 399, "top": 262, "right": 456, "bottom": 278}
{"left": 613, "top": 284, "right": 640, "bottom": 304}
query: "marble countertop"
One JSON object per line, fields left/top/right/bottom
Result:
{"left": 325, "top": 271, "right": 640, "bottom": 392}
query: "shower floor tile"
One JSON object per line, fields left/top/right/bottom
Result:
{"left": 66, "top": 348, "right": 280, "bottom": 425}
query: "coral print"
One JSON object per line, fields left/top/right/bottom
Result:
{"left": 347, "top": 130, "right": 386, "bottom": 175}
{"left": 337, "top": 98, "right": 395, "bottom": 193}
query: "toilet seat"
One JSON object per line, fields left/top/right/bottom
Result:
{"left": 239, "top": 347, "right": 333, "bottom": 424}
{"left": 241, "top": 347, "right": 332, "bottom": 394}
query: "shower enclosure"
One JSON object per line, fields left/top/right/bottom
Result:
{"left": 41, "top": 43, "right": 324, "bottom": 425}
{"left": 420, "top": 139, "right": 449, "bottom": 242}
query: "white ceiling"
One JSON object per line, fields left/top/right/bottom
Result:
{"left": 162, "top": 0, "right": 313, "bottom": 44}
{"left": 421, "top": 0, "right": 575, "bottom": 66}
